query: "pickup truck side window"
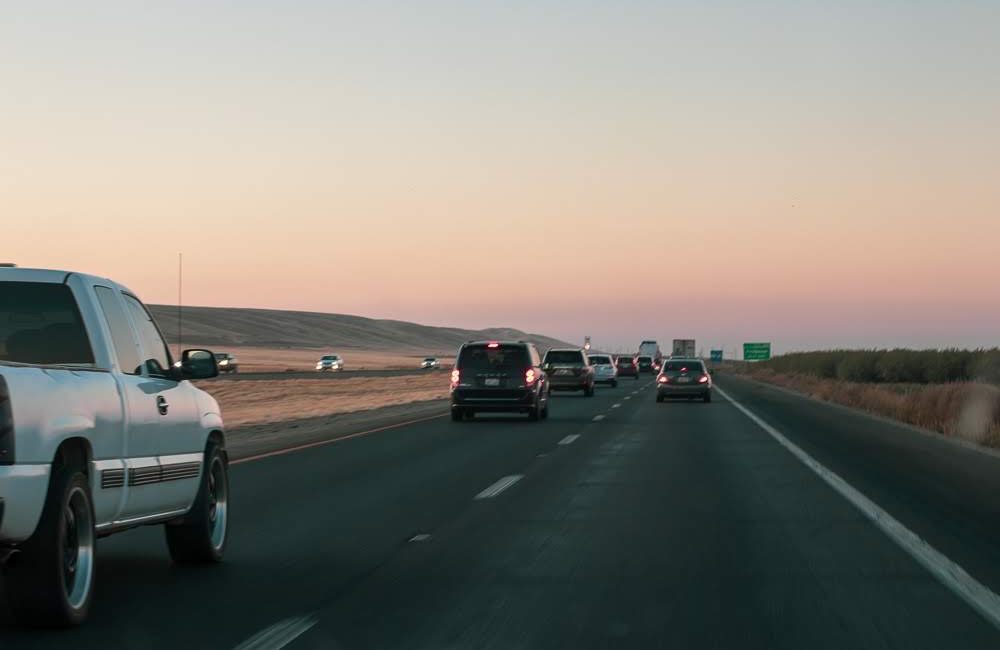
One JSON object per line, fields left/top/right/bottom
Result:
{"left": 121, "top": 294, "right": 174, "bottom": 379}
{"left": 94, "top": 286, "right": 143, "bottom": 375}
{"left": 0, "top": 281, "right": 95, "bottom": 365}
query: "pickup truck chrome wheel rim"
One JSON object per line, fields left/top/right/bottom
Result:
{"left": 62, "top": 486, "right": 94, "bottom": 610}
{"left": 207, "top": 457, "right": 228, "bottom": 551}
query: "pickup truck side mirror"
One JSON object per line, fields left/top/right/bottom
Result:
{"left": 180, "top": 349, "right": 219, "bottom": 380}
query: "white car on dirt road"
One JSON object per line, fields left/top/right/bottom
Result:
{"left": 0, "top": 267, "right": 228, "bottom": 627}
{"left": 316, "top": 354, "right": 344, "bottom": 371}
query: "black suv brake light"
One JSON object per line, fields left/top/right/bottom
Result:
{"left": 0, "top": 376, "right": 14, "bottom": 465}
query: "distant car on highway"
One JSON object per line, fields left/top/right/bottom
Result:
{"left": 636, "top": 355, "right": 655, "bottom": 374}
{"left": 656, "top": 358, "right": 713, "bottom": 403}
{"left": 616, "top": 355, "right": 640, "bottom": 379}
{"left": 587, "top": 353, "right": 618, "bottom": 387}
{"left": 214, "top": 352, "right": 239, "bottom": 373}
{"left": 450, "top": 341, "right": 549, "bottom": 421}
{"left": 543, "top": 348, "right": 595, "bottom": 396}
{"left": 421, "top": 357, "right": 440, "bottom": 369}
{"left": 316, "top": 354, "right": 344, "bottom": 372}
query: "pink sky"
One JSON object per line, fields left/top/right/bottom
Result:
{"left": 4, "top": 2, "right": 999, "bottom": 353}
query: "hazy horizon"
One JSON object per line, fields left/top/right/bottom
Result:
{"left": 5, "top": 1, "right": 998, "bottom": 355}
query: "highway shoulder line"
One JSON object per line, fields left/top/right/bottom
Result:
{"left": 717, "top": 386, "right": 1000, "bottom": 632}
{"left": 231, "top": 413, "right": 448, "bottom": 465}
{"left": 724, "top": 375, "right": 1000, "bottom": 462}
{"left": 475, "top": 475, "right": 523, "bottom": 499}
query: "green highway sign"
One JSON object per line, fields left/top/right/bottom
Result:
{"left": 743, "top": 342, "right": 772, "bottom": 361}
{"left": 710, "top": 349, "right": 723, "bottom": 363}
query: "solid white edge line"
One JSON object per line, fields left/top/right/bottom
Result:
{"left": 593, "top": 415, "right": 606, "bottom": 422}
{"left": 475, "top": 474, "right": 523, "bottom": 500}
{"left": 559, "top": 434, "right": 580, "bottom": 445}
{"left": 716, "top": 386, "right": 1000, "bottom": 631}
{"left": 234, "top": 615, "right": 318, "bottom": 650}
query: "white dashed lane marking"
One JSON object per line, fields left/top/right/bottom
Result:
{"left": 475, "top": 475, "right": 523, "bottom": 500}
{"left": 559, "top": 434, "right": 580, "bottom": 445}
{"left": 233, "top": 616, "right": 318, "bottom": 650}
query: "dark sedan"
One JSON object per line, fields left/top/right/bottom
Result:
{"left": 616, "top": 355, "right": 639, "bottom": 379}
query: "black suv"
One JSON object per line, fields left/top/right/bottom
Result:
{"left": 450, "top": 341, "right": 550, "bottom": 421}
{"left": 636, "top": 355, "right": 655, "bottom": 374}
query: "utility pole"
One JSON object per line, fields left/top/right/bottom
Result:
{"left": 177, "top": 253, "right": 183, "bottom": 357}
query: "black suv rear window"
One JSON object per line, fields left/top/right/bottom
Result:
{"left": 459, "top": 344, "right": 529, "bottom": 371}
{"left": 637, "top": 356, "right": 652, "bottom": 362}
{"left": 663, "top": 361, "right": 704, "bottom": 372}
{"left": 545, "top": 350, "right": 585, "bottom": 364}
{"left": 0, "top": 282, "right": 95, "bottom": 365}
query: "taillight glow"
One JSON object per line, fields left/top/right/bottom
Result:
{"left": 698, "top": 374, "right": 709, "bottom": 384}
{"left": 525, "top": 369, "right": 537, "bottom": 385}
{"left": 487, "top": 341, "right": 500, "bottom": 348}
{"left": 450, "top": 369, "right": 460, "bottom": 387}
{"left": 658, "top": 375, "right": 669, "bottom": 384}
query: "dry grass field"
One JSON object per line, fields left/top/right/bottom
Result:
{"left": 191, "top": 345, "right": 454, "bottom": 373}
{"left": 738, "top": 367, "right": 1000, "bottom": 447}
{"left": 196, "top": 373, "right": 449, "bottom": 428}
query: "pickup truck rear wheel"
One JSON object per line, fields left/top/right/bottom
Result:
{"left": 6, "top": 467, "right": 95, "bottom": 627}
{"left": 165, "top": 442, "right": 228, "bottom": 564}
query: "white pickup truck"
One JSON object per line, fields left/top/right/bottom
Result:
{"left": 0, "top": 267, "right": 228, "bottom": 627}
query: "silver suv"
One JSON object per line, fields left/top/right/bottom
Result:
{"left": 586, "top": 353, "right": 618, "bottom": 387}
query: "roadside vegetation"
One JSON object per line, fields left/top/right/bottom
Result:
{"left": 758, "top": 348, "right": 1000, "bottom": 384}
{"left": 197, "top": 375, "right": 449, "bottom": 429}
{"left": 734, "top": 349, "right": 1000, "bottom": 447}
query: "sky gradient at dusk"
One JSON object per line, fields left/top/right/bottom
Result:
{"left": 4, "top": 1, "right": 999, "bottom": 353}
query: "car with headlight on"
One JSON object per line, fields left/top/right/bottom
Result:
{"left": 656, "top": 358, "right": 712, "bottom": 403}
{"left": 616, "top": 355, "right": 639, "bottom": 379}
{"left": 421, "top": 357, "right": 440, "bottom": 369}
{"left": 213, "top": 352, "right": 239, "bottom": 373}
{"left": 587, "top": 353, "right": 618, "bottom": 387}
{"left": 542, "top": 348, "right": 595, "bottom": 396}
{"left": 316, "top": 354, "right": 343, "bottom": 371}
{"left": 450, "top": 341, "right": 549, "bottom": 421}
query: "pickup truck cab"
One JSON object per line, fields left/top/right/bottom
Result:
{"left": 0, "top": 268, "right": 228, "bottom": 626}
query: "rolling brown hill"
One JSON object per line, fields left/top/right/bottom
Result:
{"left": 149, "top": 305, "right": 572, "bottom": 353}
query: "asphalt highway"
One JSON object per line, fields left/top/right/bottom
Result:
{"left": 4, "top": 375, "right": 1000, "bottom": 648}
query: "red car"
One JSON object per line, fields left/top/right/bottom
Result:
{"left": 615, "top": 355, "right": 640, "bottom": 379}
